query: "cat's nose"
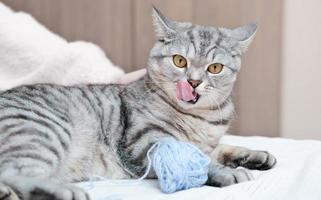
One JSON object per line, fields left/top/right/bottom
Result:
{"left": 187, "top": 79, "right": 202, "bottom": 88}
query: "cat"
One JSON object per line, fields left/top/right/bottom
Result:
{"left": 0, "top": 7, "right": 276, "bottom": 200}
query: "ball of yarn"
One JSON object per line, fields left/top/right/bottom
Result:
{"left": 151, "top": 138, "right": 211, "bottom": 193}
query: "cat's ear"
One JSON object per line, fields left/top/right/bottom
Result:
{"left": 152, "top": 6, "right": 177, "bottom": 41}
{"left": 231, "top": 23, "right": 257, "bottom": 52}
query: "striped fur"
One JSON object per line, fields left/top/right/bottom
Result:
{"left": 0, "top": 8, "right": 276, "bottom": 200}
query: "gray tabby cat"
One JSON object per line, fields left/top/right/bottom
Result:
{"left": 0, "top": 7, "right": 276, "bottom": 200}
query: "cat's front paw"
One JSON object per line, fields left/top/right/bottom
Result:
{"left": 30, "top": 184, "right": 90, "bottom": 200}
{"left": 206, "top": 166, "right": 253, "bottom": 187}
{"left": 0, "top": 182, "right": 19, "bottom": 200}
{"left": 233, "top": 150, "right": 277, "bottom": 170}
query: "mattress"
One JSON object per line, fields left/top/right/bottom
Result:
{"left": 77, "top": 135, "right": 321, "bottom": 200}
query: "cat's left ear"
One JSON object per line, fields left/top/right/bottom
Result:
{"left": 152, "top": 6, "right": 177, "bottom": 41}
{"left": 231, "top": 23, "right": 257, "bottom": 52}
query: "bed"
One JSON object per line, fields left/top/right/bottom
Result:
{"left": 78, "top": 135, "right": 321, "bottom": 200}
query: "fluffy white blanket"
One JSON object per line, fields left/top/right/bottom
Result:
{"left": 0, "top": 3, "right": 124, "bottom": 91}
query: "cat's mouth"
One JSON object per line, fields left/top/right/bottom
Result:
{"left": 176, "top": 80, "right": 200, "bottom": 104}
{"left": 187, "top": 93, "right": 200, "bottom": 104}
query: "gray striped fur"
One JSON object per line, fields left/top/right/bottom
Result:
{"left": 0, "top": 8, "right": 276, "bottom": 200}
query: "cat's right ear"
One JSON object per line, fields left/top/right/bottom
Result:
{"left": 231, "top": 23, "right": 258, "bottom": 53}
{"left": 152, "top": 6, "right": 177, "bottom": 42}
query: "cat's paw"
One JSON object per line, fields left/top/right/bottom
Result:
{"left": 0, "top": 182, "right": 19, "bottom": 200}
{"left": 233, "top": 150, "right": 277, "bottom": 170}
{"left": 206, "top": 166, "right": 253, "bottom": 187}
{"left": 29, "top": 184, "right": 90, "bottom": 200}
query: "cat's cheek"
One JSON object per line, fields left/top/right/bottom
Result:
{"left": 194, "top": 82, "right": 208, "bottom": 94}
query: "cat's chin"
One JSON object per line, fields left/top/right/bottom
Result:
{"left": 176, "top": 94, "right": 201, "bottom": 109}
{"left": 186, "top": 93, "right": 200, "bottom": 104}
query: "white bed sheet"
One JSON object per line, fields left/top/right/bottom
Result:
{"left": 77, "top": 135, "right": 321, "bottom": 200}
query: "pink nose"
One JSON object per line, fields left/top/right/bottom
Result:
{"left": 187, "top": 79, "right": 202, "bottom": 88}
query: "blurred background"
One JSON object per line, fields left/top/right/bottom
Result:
{"left": 1, "top": 0, "right": 320, "bottom": 140}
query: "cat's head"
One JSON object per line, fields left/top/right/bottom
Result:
{"left": 147, "top": 7, "right": 257, "bottom": 110}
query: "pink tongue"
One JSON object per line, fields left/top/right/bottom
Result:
{"left": 176, "top": 80, "right": 197, "bottom": 102}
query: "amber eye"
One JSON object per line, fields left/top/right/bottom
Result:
{"left": 207, "top": 63, "right": 224, "bottom": 74}
{"left": 173, "top": 55, "right": 187, "bottom": 68}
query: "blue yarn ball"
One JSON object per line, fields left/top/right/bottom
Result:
{"left": 151, "top": 138, "right": 211, "bottom": 193}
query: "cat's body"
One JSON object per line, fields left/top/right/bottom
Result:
{"left": 0, "top": 77, "right": 230, "bottom": 181}
{"left": 0, "top": 8, "right": 276, "bottom": 200}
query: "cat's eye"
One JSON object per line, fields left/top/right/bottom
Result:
{"left": 207, "top": 63, "right": 224, "bottom": 74}
{"left": 173, "top": 55, "right": 187, "bottom": 68}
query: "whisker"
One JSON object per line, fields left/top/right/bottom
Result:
{"left": 207, "top": 95, "right": 223, "bottom": 123}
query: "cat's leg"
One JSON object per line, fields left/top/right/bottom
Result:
{"left": 0, "top": 175, "right": 89, "bottom": 200}
{"left": 0, "top": 166, "right": 89, "bottom": 200}
{"left": 206, "top": 160, "right": 253, "bottom": 187}
{"left": 0, "top": 159, "right": 89, "bottom": 200}
{"left": 212, "top": 144, "right": 277, "bottom": 170}
{"left": 0, "top": 182, "right": 19, "bottom": 200}
{"left": 206, "top": 144, "right": 276, "bottom": 187}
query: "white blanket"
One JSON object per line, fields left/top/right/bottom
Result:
{"left": 0, "top": 3, "right": 124, "bottom": 91}
{"left": 78, "top": 135, "right": 321, "bottom": 200}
